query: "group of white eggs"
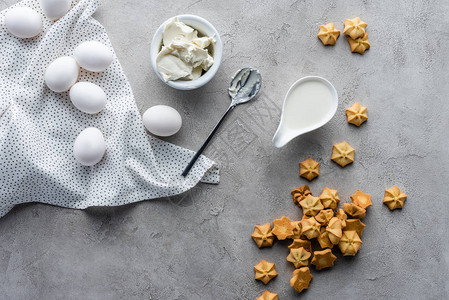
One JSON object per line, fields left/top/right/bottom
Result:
{"left": 5, "top": 0, "right": 112, "bottom": 166}
{"left": 46, "top": 42, "right": 113, "bottom": 167}
{"left": 5, "top": 0, "right": 184, "bottom": 167}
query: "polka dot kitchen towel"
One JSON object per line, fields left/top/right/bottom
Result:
{"left": 0, "top": 0, "right": 219, "bottom": 218}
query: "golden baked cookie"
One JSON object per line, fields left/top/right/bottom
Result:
{"left": 299, "top": 195, "right": 324, "bottom": 216}
{"left": 299, "top": 158, "right": 320, "bottom": 181}
{"left": 317, "top": 227, "right": 334, "bottom": 249}
{"left": 317, "top": 22, "right": 340, "bottom": 46}
{"left": 301, "top": 214, "right": 312, "bottom": 222}
{"left": 287, "top": 247, "right": 311, "bottom": 268}
{"left": 345, "top": 219, "right": 366, "bottom": 237}
{"left": 346, "top": 102, "right": 368, "bottom": 127}
{"left": 311, "top": 249, "right": 337, "bottom": 270}
{"left": 347, "top": 33, "right": 370, "bottom": 54}
{"left": 256, "top": 290, "right": 278, "bottom": 300}
{"left": 288, "top": 239, "right": 312, "bottom": 253}
{"left": 338, "top": 230, "right": 363, "bottom": 256}
{"left": 251, "top": 223, "right": 275, "bottom": 248}
{"left": 351, "top": 189, "right": 372, "bottom": 209}
{"left": 335, "top": 208, "right": 348, "bottom": 228}
{"left": 319, "top": 188, "right": 340, "bottom": 210}
{"left": 315, "top": 209, "right": 334, "bottom": 225}
{"left": 383, "top": 186, "right": 407, "bottom": 210}
{"left": 326, "top": 217, "right": 342, "bottom": 245}
{"left": 288, "top": 221, "right": 302, "bottom": 240}
{"left": 254, "top": 260, "right": 278, "bottom": 284}
{"left": 343, "top": 203, "right": 366, "bottom": 219}
{"left": 291, "top": 185, "right": 312, "bottom": 206}
{"left": 301, "top": 216, "right": 321, "bottom": 239}
{"left": 272, "top": 216, "right": 295, "bottom": 240}
{"left": 343, "top": 17, "right": 368, "bottom": 39}
{"left": 290, "top": 267, "right": 313, "bottom": 293}
{"left": 331, "top": 141, "right": 355, "bottom": 167}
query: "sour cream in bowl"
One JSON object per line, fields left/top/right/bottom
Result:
{"left": 150, "top": 15, "right": 223, "bottom": 90}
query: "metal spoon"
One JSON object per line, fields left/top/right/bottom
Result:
{"left": 182, "top": 68, "right": 262, "bottom": 177}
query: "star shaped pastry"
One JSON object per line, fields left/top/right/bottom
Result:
{"left": 319, "top": 188, "right": 340, "bottom": 209}
{"left": 345, "top": 219, "right": 366, "bottom": 237}
{"left": 346, "top": 102, "right": 368, "bottom": 126}
{"left": 288, "top": 239, "right": 312, "bottom": 253}
{"left": 351, "top": 189, "right": 372, "bottom": 209}
{"left": 300, "top": 216, "right": 321, "bottom": 239}
{"left": 301, "top": 214, "right": 312, "bottom": 222}
{"left": 315, "top": 209, "right": 334, "bottom": 225}
{"left": 331, "top": 141, "right": 355, "bottom": 167}
{"left": 326, "top": 217, "right": 342, "bottom": 245}
{"left": 338, "top": 230, "right": 363, "bottom": 256}
{"left": 347, "top": 33, "right": 370, "bottom": 54}
{"left": 343, "top": 17, "right": 368, "bottom": 39}
{"left": 251, "top": 223, "right": 275, "bottom": 248}
{"left": 299, "top": 195, "right": 324, "bottom": 216}
{"left": 256, "top": 290, "right": 278, "bottom": 300}
{"left": 290, "top": 267, "right": 313, "bottom": 293}
{"left": 254, "top": 260, "right": 278, "bottom": 284}
{"left": 291, "top": 185, "right": 312, "bottom": 206}
{"left": 272, "top": 216, "right": 294, "bottom": 240}
{"left": 288, "top": 221, "right": 302, "bottom": 239}
{"left": 317, "top": 22, "right": 340, "bottom": 46}
{"left": 335, "top": 208, "right": 348, "bottom": 228}
{"left": 343, "top": 203, "right": 366, "bottom": 219}
{"left": 317, "top": 227, "right": 333, "bottom": 249}
{"left": 287, "top": 247, "right": 311, "bottom": 268}
{"left": 311, "top": 249, "right": 337, "bottom": 270}
{"left": 299, "top": 158, "right": 320, "bottom": 181}
{"left": 383, "top": 186, "right": 407, "bottom": 210}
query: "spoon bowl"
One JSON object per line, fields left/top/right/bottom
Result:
{"left": 228, "top": 68, "right": 262, "bottom": 105}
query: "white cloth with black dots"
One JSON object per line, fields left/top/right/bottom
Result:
{"left": 0, "top": 0, "right": 219, "bottom": 218}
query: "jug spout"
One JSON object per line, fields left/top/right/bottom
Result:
{"left": 272, "top": 127, "right": 299, "bottom": 148}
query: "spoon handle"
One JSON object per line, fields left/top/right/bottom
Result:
{"left": 182, "top": 105, "right": 235, "bottom": 177}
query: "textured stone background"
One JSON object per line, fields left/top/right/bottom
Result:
{"left": 1, "top": 0, "right": 448, "bottom": 299}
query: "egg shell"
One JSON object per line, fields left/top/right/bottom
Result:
{"left": 74, "top": 41, "right": 113, "bottom": 72}
{"left": 45, "top": 56, "right": 79, "bottom": 93}
{"left": 70, "top": 82, "right": 106, "bottom": 114}
{"left": 40, "top": 0, "right": 72, "bottom": 20}
{"left": 143, "top": 105, "right": 182, "bottom": 137}
{"left": 5, "top": 7, "right": 42, "bottom": 39}
{"left": 73, "top": 127, "right": 106, "bottom": 166}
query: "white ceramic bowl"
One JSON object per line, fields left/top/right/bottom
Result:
{"left": 150, "top": 15, "right": 223, "bottom": 90}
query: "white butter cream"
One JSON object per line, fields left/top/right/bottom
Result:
{"left": 156, "top": 17, "right": 214, "bottom": 82}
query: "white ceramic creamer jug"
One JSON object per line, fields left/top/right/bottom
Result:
{"left": 272, "top": 76, "right": 338, "bottom": 148}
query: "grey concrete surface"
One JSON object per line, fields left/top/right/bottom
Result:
{"left": 1, "top": 0, "right": 448, "bottom": 299}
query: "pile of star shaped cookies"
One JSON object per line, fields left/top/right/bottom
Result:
{"left": 317, "top": 17, "right": 370, "bottom": 54}
{"left": 252, "top": 184, "right": 407, "bottom": 298}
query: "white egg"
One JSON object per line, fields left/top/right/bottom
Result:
{"left": 74, "top": 41, "right": 113, "bottom": 72}
{"left": 73, "top": 127, "right": 106, "bottom": 166}
{"left": 44, "top": 56, "right": 79, "bottom": 92}
{"left": 40, "top": 0, "right": 71, "bottom": 20}
{"left": 143, "top": 105, "right": 182, "bottom": 137}
{"left": 69, "top": 82, "right": 106, "bottom": 114}
{"left": 5, "top": 7, "right": 42, "bottom": 39}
